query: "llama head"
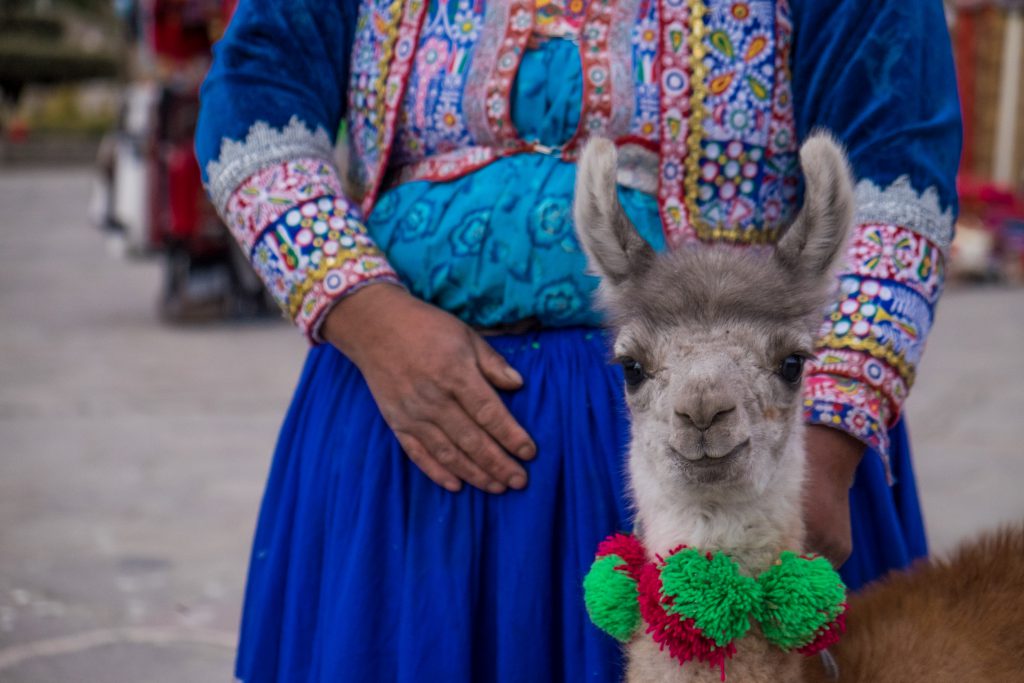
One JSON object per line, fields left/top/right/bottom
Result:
{"left": 574, "top": 134, "right": 853, "bottom": 500}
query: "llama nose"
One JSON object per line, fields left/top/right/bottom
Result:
{"left": 675, "top": 396, "right": 736, "bottom": 431}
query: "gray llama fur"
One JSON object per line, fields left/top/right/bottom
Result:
{"left": 574, "top": 134, "right": 854, "bottom": 682}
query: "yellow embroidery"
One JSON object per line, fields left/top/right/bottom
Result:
{"left": 684, "top": 0, "right": 709, "bottom": 239}
{"left": 817, "top": 334, "right": 916, "bottom": 386}
{"left": 285, "top": 242, "right": 389, "bottom": 320}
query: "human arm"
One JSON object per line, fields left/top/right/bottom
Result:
{"left": 790, "top": 0, "right": 962, "bottom": 563}
{"left": 196, "top": 0, "right": 535, "bottom": 493}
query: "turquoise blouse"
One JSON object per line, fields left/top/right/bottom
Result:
{"left": 366, "top": 39, "right": 666, "bottom": 328}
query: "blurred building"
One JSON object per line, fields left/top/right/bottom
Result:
{"left": 950, "top": 0, "right": 1024, "bottom": 280}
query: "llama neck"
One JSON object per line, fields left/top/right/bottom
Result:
{"left": 630, "top": 435, "right": 806, "bottom": 576}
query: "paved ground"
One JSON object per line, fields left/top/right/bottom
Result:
{"left": 0, "top": 168, "right": 1022, "bottom": 682}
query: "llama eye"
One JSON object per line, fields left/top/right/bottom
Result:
{"left": 778, "top": 355, "right": 805, "bottom": 384}
{"left": 620, "top": 358, "right": 648, "bottom": 388}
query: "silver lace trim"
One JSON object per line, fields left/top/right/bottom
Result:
{"left": 854, "top": 176, "right": 955, "bottom": 253}
{"left": 205, "top": 116, "right": 336, "bottom": 213}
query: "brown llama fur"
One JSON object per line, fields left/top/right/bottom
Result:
{"left": 803, "top": 525, "right": 1024, "bottom": 682}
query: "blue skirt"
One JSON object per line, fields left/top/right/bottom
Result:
{"left": 234, "top": 327, "right": 926, "bottom": 683}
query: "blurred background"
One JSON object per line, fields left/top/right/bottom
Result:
{"left": 0, "top": 1, "right": 1022, "bottom": 681}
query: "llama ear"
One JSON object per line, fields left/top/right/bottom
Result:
{"left": 776, "top": 132, "right": 854, "bottom": 280}
{"left": 574, "top": 138, "right": 655, "bottom": 286}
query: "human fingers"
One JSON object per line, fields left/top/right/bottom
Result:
{"left": 470, "top": 333, "right": 524, "bottom": 391}
{"left": 416, "top": 422, "right": 507, "bottom": 494}
{"left": 458, "top": 358, "right": 537, "bottom": 463}
{"left": 435, "top": 402, "right": 528, "bottom": 490}
{"left": 394, "top": 431, "right": 461, "bottom": 493}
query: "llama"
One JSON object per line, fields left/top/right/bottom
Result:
{"left": 574, "top": 133, "right": 855, "bottom": 683}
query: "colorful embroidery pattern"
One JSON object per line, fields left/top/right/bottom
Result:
{"left": 845, "top": 224, "right": 944, "bottom": 304}
{"left": 205, "top": 117, "right": 335, "bottom": 215}
{"left": 348, "top": 0, "right": 428, "bottom": 214}
{"left": 348, "top": 0, "right": 405, "bottom": 192}
{"left": 758, "top": 0, "right": 797, "bottom": 229}
{"left": 688, "top": 0, "right": 796, "bottom": 242}
{"left": 805, "top": 221, "right": 946, "bottom": 469}
{"left": 391, "top": 0, "right": 482, "bottom": 167}
{"left": 804, "top": 375, "right": 889, "bottom": 469}
{"left": 562, "top": 0, "right": 639, "bottom": 154}
{"left": 809, "top": 348, "right": 908, "bottom": 421}
{"left": 224, "top": 158, "right": 343, "bottom": 253}
{"left": 464, "top": 0, "right": 535, "bottom": 148}
{"left": 658, "top": 0, "right": 706, "bottom": 247}
{"left": 818, "top": 276, "right": 933, "bottom": 386}
{"left": 248, "top": 196, "right": 400, "bottom": 339}
{"left": 629, "top": 1, "right": 660, "bottom": 144}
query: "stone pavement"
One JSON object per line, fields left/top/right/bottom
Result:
{"left": 0, "top": 168, "right": 1022, "bottom": 682}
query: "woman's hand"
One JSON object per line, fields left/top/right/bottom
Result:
{"left": 321, "top": 283, "right": 537, "bottom": 494}
{"left": 802, "top": 425, "right": 864, "bottom": 567}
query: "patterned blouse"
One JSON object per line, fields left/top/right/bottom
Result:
{"left": 195, "top": 0, "right": 961, "bottom": 475}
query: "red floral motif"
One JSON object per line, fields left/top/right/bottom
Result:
{"left": 845, "top": 223, "right": 944, "bottom": 304}
{"left": 803, "top": 374, "right": 890, "bottom": 477}
{"left": 224, "top": 158, "right": 343, "bottom": 253}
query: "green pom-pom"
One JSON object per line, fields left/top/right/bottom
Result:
{"left": 659, "top": 549, "right": 760, "bottom": 647}
{"left": 755, "top": 552, "right": 847, "bottom": 650}
{"left": 583, "top": 554, "right": 640, "bottom": 642}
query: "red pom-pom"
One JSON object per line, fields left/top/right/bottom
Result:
{"left": 636, "top": 559, "right": 736, "bottom": 677}
{"left": 597, "top": 533, "right": 648, "bottom": 577}
{"left": 797, "top": 608, "right": 847, "bottom": 656}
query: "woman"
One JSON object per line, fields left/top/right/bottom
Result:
{"left": 196, "top": 1, "right": 960, "bottom": 680}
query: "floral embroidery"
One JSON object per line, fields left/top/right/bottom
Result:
{"left": 809, "top": 348, "right": 908, "bottom": 420}
{"left": 347, "top": 0, "right": 428, "bottom": 214}
{"left": 658, "top": 0, "right": 707, "bottom": 247}
{"left": 758, "top": 0, "right": 797, "bottom": 228}
{"left": 685, "top": 0, "right": 797, "bottom": 242}
{"left": 804, "top": 220, "right": 946, "bottom": 466}
{"left": 393, "top": 1, "right": 477, "bottom": 166}
{"left": 347, "top": 0, "right": 406, "bottom": 193}
{"left": 250, "top": 196, "right": 400, "bottom": 338}
{"left": 804, "top": 375, "right": 889, "bottom": 469}
{"left": 464, "top": 0, "right": 534, "bottom": 148}
{"left": 224, "top": 158, "right": 343, "bottom": 253}
{"left": 854, "top": 176, "right": 955, "bottom": 254}
{"left": 629, "top": 1, "right": 660, "bottom": 144}
{"left": 817, "top": 276, "right": 933, "bottom": 386}
{"left": 844, "top": 224, "right": 945, "bottom": 304}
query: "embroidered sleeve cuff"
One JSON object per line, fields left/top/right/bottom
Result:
{"left": 803, "top": 221, "right": 947, "bottom": 481}
{"left": 221, "top": 158, "right": 401, "bottom": 341}
{"left": 814, "top": 222, "right": 945, "bottom": 415}
{"left": 803, "top": 374, "right": 889, "bottom": 468}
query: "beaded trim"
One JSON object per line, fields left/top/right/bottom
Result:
{"left": 854, "top": 176, "right": 955, "bottom": 254}
{"left": 463, "top": 0, "right": 534, "bottom": 148}
{"left": 804, "top": 374, "right": 889, "bottom": 471}
{"left": 205, "top": 116, "right": 335, "bottom": 214}
{"left": 561, "top": 0, "right": 638, "bottom": 157}
{"left": 248, "top": 196, "right": 399, "bottom": 338}
{"left": 224, "top": 158, "right": 343, "bottom": 253}
{"left": 809, "top": 347, "right": 908, "bottom": 421}
{"left": 844, "top": 224, "right": 945, "bottom": 305}
{"left": 360, "top": 0, "right": 429, "bottom": 216}
{"left": 657, "top": 0, "right": 707, "bottom": 247}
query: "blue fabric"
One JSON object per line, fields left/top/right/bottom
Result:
{"left": 368, "top": 39, "right": 666, "bottom": 328}
{"left": 235, "top": 329, "right": 926, "bottom": 682}
{"left": 236, "top": 329, "right": 631, "bottom": 682}
{"left": 196, "top": 0, "right": 357, "bottom": 182}
{"left": 790, "top": 0, "right": 962, "bottom": 213}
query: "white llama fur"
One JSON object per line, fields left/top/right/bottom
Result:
{"left": 574, "top": 134, "right": 855, "bottom": 682}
